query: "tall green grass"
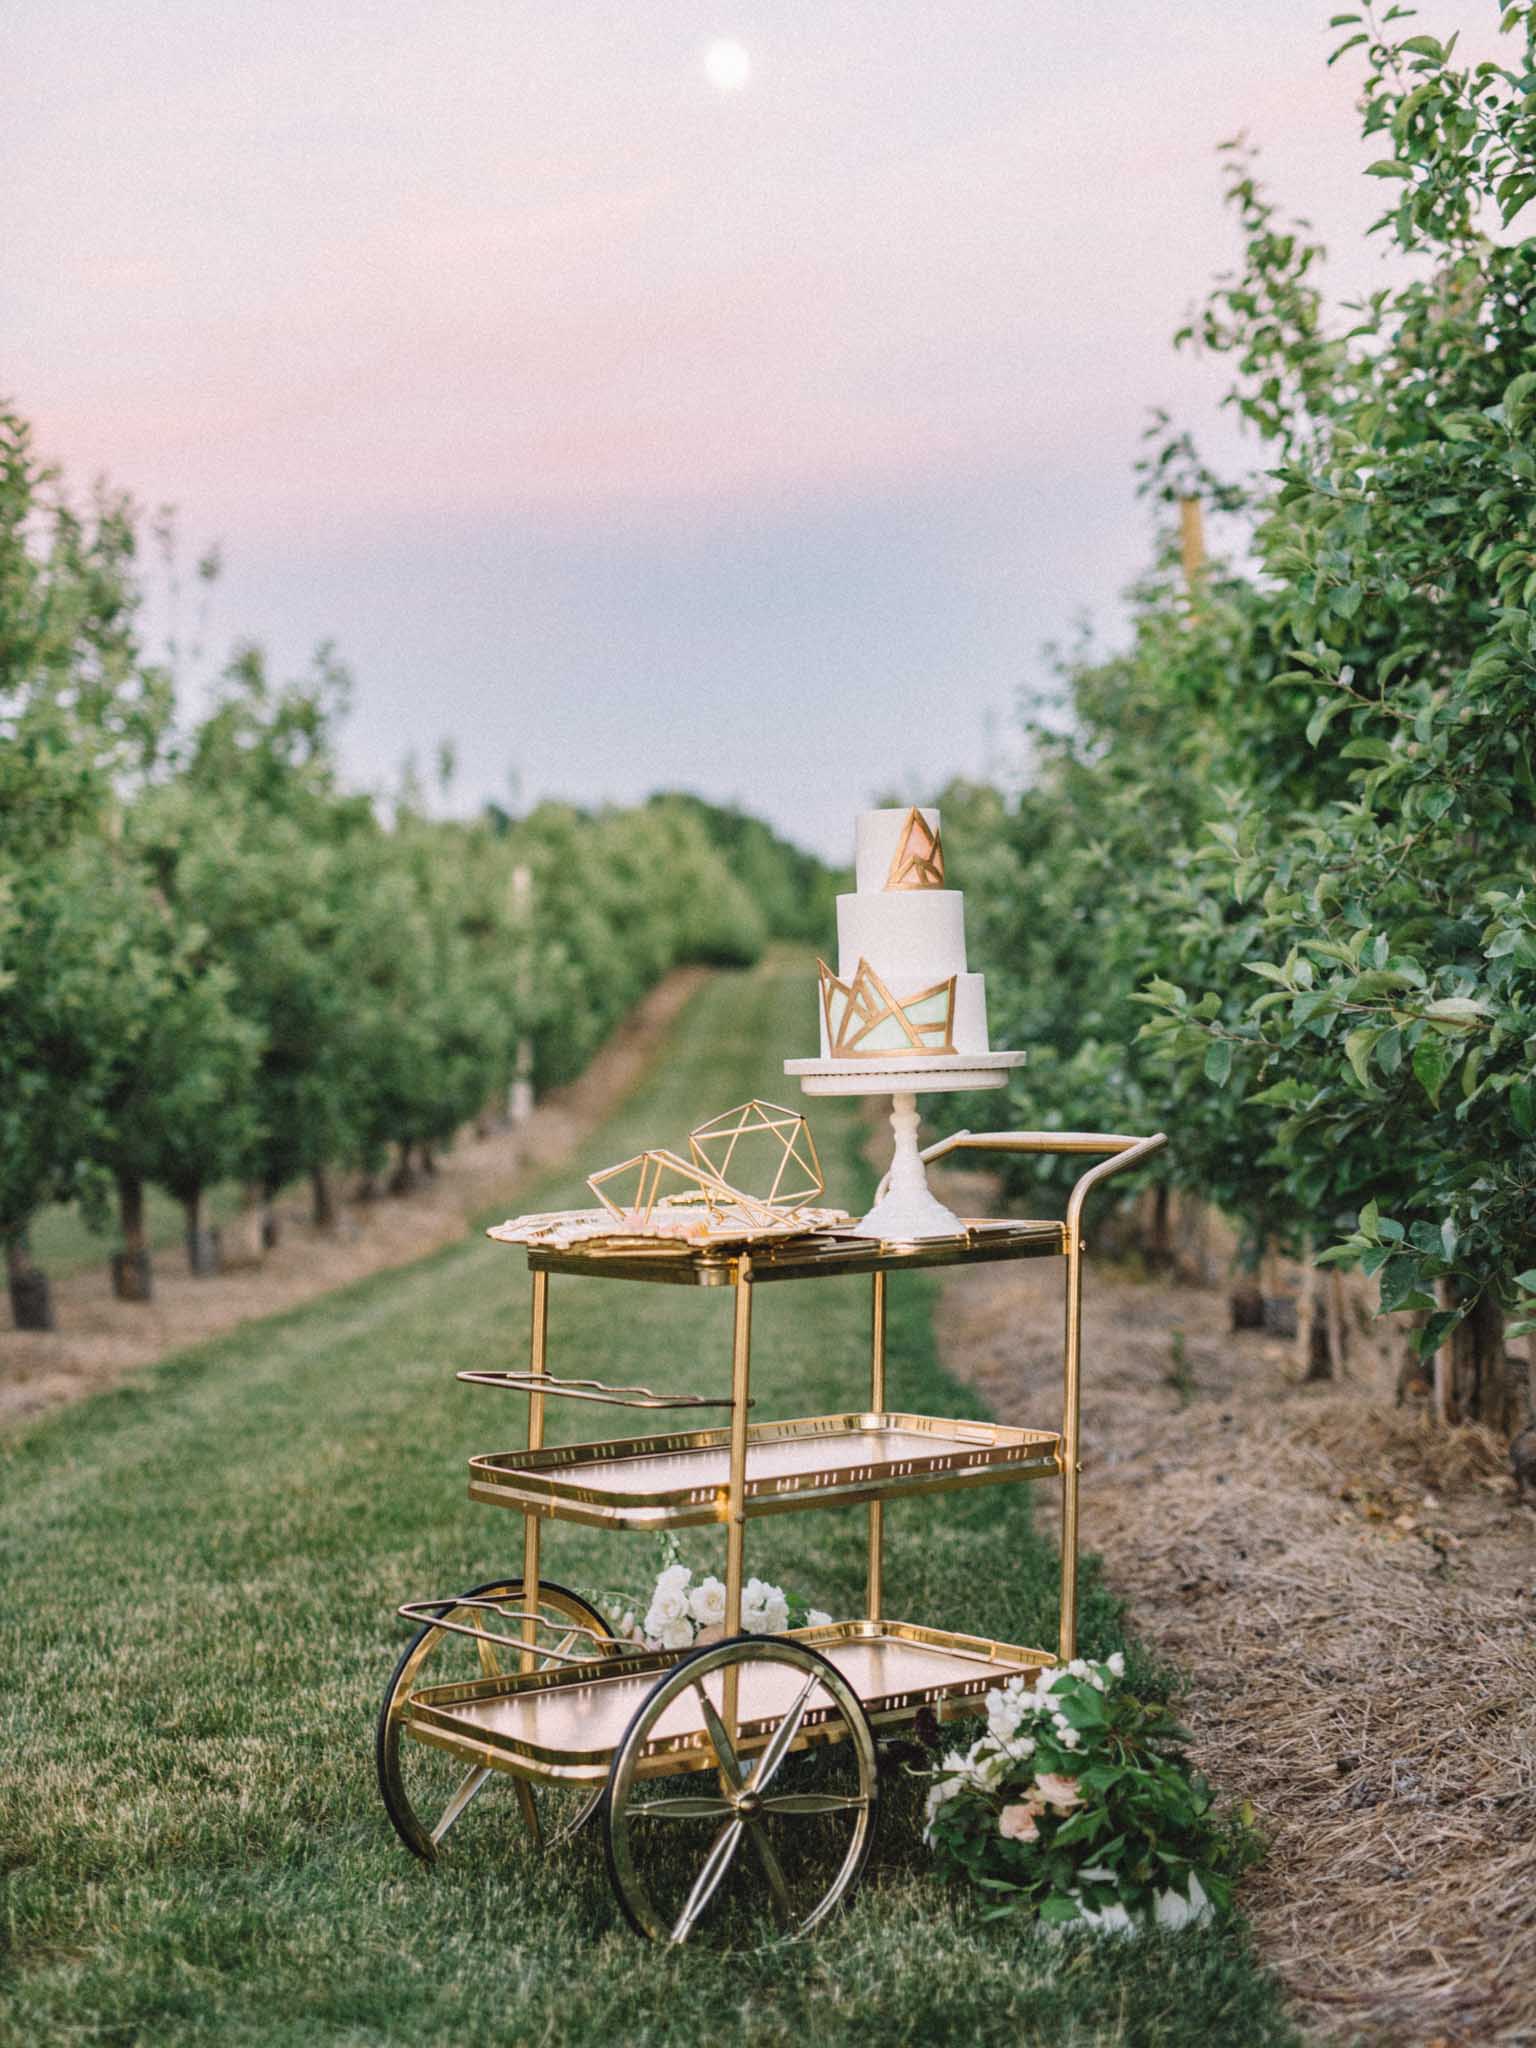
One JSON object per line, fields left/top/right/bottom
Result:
{"left": 0, "top": 958, "right": 1294, "bottom": 2045}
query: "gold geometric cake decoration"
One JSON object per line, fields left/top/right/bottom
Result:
{"left": 883, "top": 806, "right": 945, "bottom": 890}
{"left": 586, "top": 1101, "right": 827, "bottom": 1232}
{"left": 687, "top": 1099, "right": 824, "bottom": 1209}
{"left": 818, "top": 956, "right": 957, "bottom": 1058}
{"left": 587, "top": 1147, "right": 780, "bottom": 1231}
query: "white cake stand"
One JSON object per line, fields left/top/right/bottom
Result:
{"left": 783, "top": 1051, "right": 1026, "bottom": 1240}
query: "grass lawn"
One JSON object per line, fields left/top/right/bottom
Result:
{"left": 0, "top": 958, "right": 1296, "bottom": 2046}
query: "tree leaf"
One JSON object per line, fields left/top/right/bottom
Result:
{"left": 1412, "top": 1035, "right": 1449, "bottom": 1107}
{"left": 1344, "top": 1026, "right": 1380, "bottom": 1088}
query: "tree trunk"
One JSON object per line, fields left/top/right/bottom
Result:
{"left": 111, "top": 1174, "right": 153, "bottom": 1300}
{"left": 5, "top": 1228, "right": 54, "bottom": 1331}
{"left": 1176, "top": 1195, "right": 1215, "bottom": 1288}
{"left": 220, "top": 1184, "right": 267, "bottom": 1270}
{"left": 1396, "top": 1309, "right": 1434, "bottom": 1408}
{"left": 387, "top": 1143, "right": 417, "bottom": 1197}
{"left": 1448, "top": 1285, "right": 1526, "bottom": 1434}
{"left": 181, "top": 1188, "right": 220, "bottom": 1276}
{"left": 1324, "top": 1269, "right": 1351, "bottom": 1380}
{"left": 310, "top": 1164, "right": 338, "bottom": 1234}
{"left": 1144, "top": 1182, "right": 1173, "bottom": 1271}
{"left": 1299, "top": 1241, "right": 1333, "bottom": 1381}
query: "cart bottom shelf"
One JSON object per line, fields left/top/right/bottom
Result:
{"left": 401, "top": 1619, "right": 1051, "bottom": 1783}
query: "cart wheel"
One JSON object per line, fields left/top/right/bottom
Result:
{"left": 602, "top": 1635, "right": 878, "bottom": 1946}
{"left": 376, "top": 1576, "right": 617, "bottom": 1863}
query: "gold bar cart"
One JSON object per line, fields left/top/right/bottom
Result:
{"left": 376, "top": 1128, "right": 1165, "bottom": 1945}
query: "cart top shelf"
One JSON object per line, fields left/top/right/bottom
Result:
{"left": 504, "top": 1217, "right": 1066, "bottom": 1287}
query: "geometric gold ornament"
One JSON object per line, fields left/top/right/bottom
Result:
{"left": 687, "top": 1100, "right": 824, "bottom": 1209}
{"left": 883, "top": 806, "right": 945, "bottom": 890}
{"left": 818, "top": 956, "right": 957, "bottom": 1058}
{"left": 587, "top": 1147, "right": 780, "bottom": 1230}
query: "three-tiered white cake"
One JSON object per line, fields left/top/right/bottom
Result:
{"left": 816, "top": 806, "right": 990, "bottom": 1060}
{"left": 786, "top": 805, "right": 1023, "bottom": 1237}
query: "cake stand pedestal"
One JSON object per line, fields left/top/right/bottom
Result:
{"left": 783, "top": 1052, "right": 1026, "bottom": 1241}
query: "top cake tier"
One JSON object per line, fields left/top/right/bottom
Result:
{"left": 854, "top": 806, "right": 945, "bottom": 893}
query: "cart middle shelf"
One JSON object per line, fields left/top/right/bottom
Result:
{"left": 468, "top": 1410, "right": 1062, "bottom": 1529}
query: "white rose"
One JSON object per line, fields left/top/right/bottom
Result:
{"left": 1059, "top": 1727, "right": 1082, "bottom": 1750}
{"left": 655, "top": 1563, "right": 692, "bottom": 1593}
{"left": 741, "top": 1578, "right": 789, "bottom": 1634}
{"left": 806, "top": 1609, "right": 832, "bottom": 1628}
{"left": 658, "top": 1616, "right": 695, "bottom": 1650}
{"left": 987, "top": 1700, "right": 1023, "bottom": 1743}
{"left": 688, "top": 1576, "right": 727, "bottom": 1626}
{"left": 971, "top": 1748, "right": 1011, "bottom": 1792}
{"left": 1107, "top": 1651, "right": 1126, "bottom": 1679}
{"left": 645, "top": 1588, "right": 688, "bottom": 1628}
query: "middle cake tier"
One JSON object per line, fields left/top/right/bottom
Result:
{"left": 835, "top": 887, "right": 967, "bottom": 983}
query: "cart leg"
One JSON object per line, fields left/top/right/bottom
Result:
{"left": 867, "top": 1270, "right": 886, "bottom": 1621}
{"left": 722, "top": 1256, "right": 754, "bottom": 1741}
{"left": 523, "top": 1269, "right": 549, "bottom": 1673}
{"left": 1058, "top": 1227, "right": 1084, "bottom": 1664}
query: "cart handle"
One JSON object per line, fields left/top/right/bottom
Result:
{"left": 873, "top": 1129, "right": 1168, "bottom": 1239}
{"left": 396, "top": 1597, "right": 617, "bottom": 1666}
{"left": 455, "top": 1369, "right": 744, "bottom": 1411}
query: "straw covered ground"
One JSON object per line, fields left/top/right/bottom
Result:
{"left": 940, "top": 1229, "right": 1536, "bottom": 2046}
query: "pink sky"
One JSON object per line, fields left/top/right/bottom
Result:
{"left": 5, "top": 1, "right": 1510, "bottom": 853}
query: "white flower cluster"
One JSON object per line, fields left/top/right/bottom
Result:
{"left": 635, "top": 1561, "right": 827, "bottom": 1651}
{"left": 921, "top": 1652, "right": 1125, "bottom": 1842}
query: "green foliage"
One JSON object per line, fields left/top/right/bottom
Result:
{"left": 0, "top": 403, "right": 175, "bottom": 1241}
{"left": 952, "top": 5, "right": 1536, "bottom": 1386}
{"left": 0, "top": 408, "right": 834, "bottom": 1298}
{"left": 921, "top": 1656, "right": 1247, "bottom": 1931}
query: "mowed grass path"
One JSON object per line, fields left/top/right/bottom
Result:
{"left": 1, "top": 959, "right": 1294, "bottom": 2046}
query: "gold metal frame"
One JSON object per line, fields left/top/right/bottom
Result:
{"left": 384, "top": 1124, "right": 1166, "bottom": 1935}
{"left": 466, "top": 1411, "right": 1062, "bottom": 1529}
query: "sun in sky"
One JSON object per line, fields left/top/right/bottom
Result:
{"left": 702, "top": 39, "right": 752, "bottom": 92}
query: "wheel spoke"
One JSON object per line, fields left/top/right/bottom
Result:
{"left": 431, "top": 1765, "right": 493, "bottom": 1845}
{"left": 746, "top": 1819, "right": 792, "bottom": 1918}
{"left": 749, "top": 1671, "right": 821, "bottom": 1793}
{"left": 670, "top": 1819, "right": 744, "bottom": 1944}
{"left": 628, "top": 1796, "right": 735, "bottom": 1821}
{"left": 541, "top": 1628, "right": 583, "bottom": 1668}
{"left": 694, "top": 1681, "right": 745, "bottom": 1787}
{"left": 465, "top": 1604, "right": 503, "bottom": 1682}
{"left": 761, "top": 1791, "right": 870, "bottom": 1815}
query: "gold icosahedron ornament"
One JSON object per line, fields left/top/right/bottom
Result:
{"left": 818, "top": 956, "right": 957, "bottom": 1058}
{"left": 883, "top": 806, "right": 945, "bottom": 890}
{"left": 587, "top": 1148, "right": 780, "bottom": 1230}
{"left": 687, "top": 1100, "right": 824, "bottom": 1209}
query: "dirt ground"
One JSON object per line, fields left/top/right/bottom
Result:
{"left": 937, "top": 1197, "right": 1536, "bottom": 2047}
{"left": 0, "top": 968, "right": 708, "bottom": 1431}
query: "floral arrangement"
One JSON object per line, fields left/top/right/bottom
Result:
{"left": 594, "top": 1541, "right": 830, "bottom": 1653}
{"left": 921, "top": 1653, "right": 1235, "bottom": 1933}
